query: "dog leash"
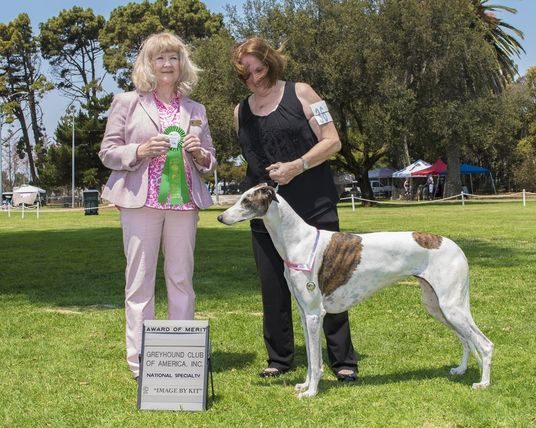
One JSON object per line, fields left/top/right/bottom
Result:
{"left": 283, "top": 230, "right": 320, "bottom": 272}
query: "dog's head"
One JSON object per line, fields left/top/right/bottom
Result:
{"left": 217, "top": 183, "right": 279, "bottom": 225}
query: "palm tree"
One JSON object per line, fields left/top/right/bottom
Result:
{"left": 473, "top": 0, "right": 525, "bottom": 91}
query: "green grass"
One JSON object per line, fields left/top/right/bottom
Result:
{"left": 1, "top": 202, "right": 534, "bottom": 427}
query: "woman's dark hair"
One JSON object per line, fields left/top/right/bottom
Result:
{"left": 231, "top": 37, "right": 287, "bottom": 87}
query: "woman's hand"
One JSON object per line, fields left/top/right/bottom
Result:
{"left": 136, "top": 135, "right": 170, "bottom": 159}
{"left": 266, "top": 160, "right": 302, "bottom": 185}
{"left": 183, "top": 134, "right": 207, "bottom": 164}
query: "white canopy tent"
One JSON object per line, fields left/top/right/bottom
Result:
{"left": 392, "top": 160, "right": 431, "bottom": 178}
{"left": 12, "top": 185, "right": 46, "bottom": 206}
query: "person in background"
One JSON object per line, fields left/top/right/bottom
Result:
{"left": 404, "top": 177, "right": 411, "bottom": 200}
{"left": 99, "top": 32, "right": 216, "bottom": 379}
{"left": 427, "top": 174, "right": 434, "bottom": 200}
{"left": 231, "top": 37, "right": 358, "bottom": 381}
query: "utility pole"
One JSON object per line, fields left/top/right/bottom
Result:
{"left": 0, "top": 113, "right": 4, "bottom": 201}
{"left": 71, "top": 106, "right": 75, "bottom": 208}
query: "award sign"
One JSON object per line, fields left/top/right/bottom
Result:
{"left": 137, "top": 320, "right": 210, "bottom": 411}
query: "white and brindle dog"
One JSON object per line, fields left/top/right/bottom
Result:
{"left": 217, "top": 184, "right": 493, "bottom": 398}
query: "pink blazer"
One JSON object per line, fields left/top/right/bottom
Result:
{"left": 99, "top": 91, "right": 217, "bottom": 209}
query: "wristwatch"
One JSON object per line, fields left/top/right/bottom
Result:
{"left": 300, "top": 156, "right": 309, "bottom": 171}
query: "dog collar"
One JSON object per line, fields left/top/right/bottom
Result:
{"left": 283, "top": 230, "right": 320, "bottom": 272}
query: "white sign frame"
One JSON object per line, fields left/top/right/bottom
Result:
{"left": 137, "top": 320, "right": 210, "bottom": 411}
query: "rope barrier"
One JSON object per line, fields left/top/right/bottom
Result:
{"left": 339, "top": 190, "right": 535, "bottom": 211}
{"left": 2, "top": 190, "right": 534, "bottom": 217}
{"left": 0, "top": 203, "right": 118, "bottom": 218}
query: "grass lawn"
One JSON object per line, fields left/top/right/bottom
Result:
{"left": 0, "top": 201, "right": 534, "bottom": 427}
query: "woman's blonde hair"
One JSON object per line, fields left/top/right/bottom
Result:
{"left": 132, "top": 32, "right": 200, "bottom": 95}
{"left": 232, "top": 37, "right": 287, "bottom": 87}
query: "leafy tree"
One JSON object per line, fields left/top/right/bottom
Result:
{"left": 514, "top": 67, "right": 536, "bottom": 191}
{"left": 223, "top": 0, "right": 528, "bottom": 199}
{"left": 376, "top": 0, "right": 521, "bottom": 196}
{"left": 0, "top": 14, "right": 54, "bottom": 184}
{"left": 100, "top": 0, "right": 223, "bottom": 90}
{"left": 191, "top": 31, "right": 248, "bottom": 163}
{"left": 39, "top": 110, "right": 107, "bottom": 189}
{"left": 39, "top": 7, "right": 110, "bottom": 115}
{"left": 226, "top": 0, "right": 414, "bottom": 202}
{"left": 213, "top": 161, "right": 247, "bottom": 191}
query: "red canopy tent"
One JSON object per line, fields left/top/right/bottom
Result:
{"left": 411, "top": 159, "right": 447, "bottom": 176}
{"left": 409, "top": 159, "right": 496, "bottom": 194}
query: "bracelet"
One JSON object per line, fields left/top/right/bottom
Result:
{"left": 194, "top": 152, "right": 204, "bottom": 163}
{"left": 300, "top": 156, "right": 309, "bottom": 171}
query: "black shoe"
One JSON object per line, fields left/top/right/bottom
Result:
{"left": 335, "top": 369, "right": 357, "bottom": 382}
{"left": 259, "top": 367, "right": 289, "bottom": 378}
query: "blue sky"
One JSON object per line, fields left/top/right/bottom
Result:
{"left": 0, "top": 0, "right": 534, "bottom": 136}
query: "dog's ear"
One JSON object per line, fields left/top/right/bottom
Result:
{"left": 262, "top": 185, "right": 279, "bottom": 203}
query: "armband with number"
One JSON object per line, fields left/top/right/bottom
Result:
{"left": 310, "top": 100, "right": 333, "bottom": 125}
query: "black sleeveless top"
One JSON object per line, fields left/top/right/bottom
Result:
{"left": 238, "top": 82, "right": 338, "bottom": 232}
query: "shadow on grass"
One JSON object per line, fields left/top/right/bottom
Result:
{"left": 0, "top": 225, "right": 526, "bottom": 309}
{"left": 0, "top": 226, "right": 256, "bottom": 308}
{"left": 253, "top": 365, "right": 480, "bottom": 391}
{"left": 211, "top": 350, "right": 257, "bottom": 373}
{"left": 324, "top": 365, "right": 481, "bottom": 389}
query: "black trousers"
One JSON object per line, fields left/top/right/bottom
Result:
{"left": 251, "top": 220, "right": 357, "bottom": 372}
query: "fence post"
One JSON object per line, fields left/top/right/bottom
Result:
{"left": 461, "top": 192, "right": 465, "bottom": 207}
{"left": 22, "top": 203, "right": 25, "bottom": 219}
{"left": 7, "top": 203, "right": 10, "bottom": 218}
{"left": 351, "top": 194, "right": 355, "bottom": 212}
{"left": 523, "top": 189, "right": 526, "bottom": 207}
{"left": 37, "top": 201, "right": 40, "bottom": 219}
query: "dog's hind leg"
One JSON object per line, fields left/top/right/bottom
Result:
{"left": 417, "top": 277, "right": 470, "bottom": 375}
{"left": 418, "top": 275, "right": 493, "bottom": 388}
{"left": 440, "top": 305, "right": 493, "bottom": 389}
{"left": 449, "top": 336, "right": 471, "bottom": 375}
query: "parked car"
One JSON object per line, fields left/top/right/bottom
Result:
{"left": 340, "top": 180, "right": 393, "bottom": 199}
{"left": 339, "top": 182, "right": 361, "bottom": 199}
{"left": 370, "top": 180, "right": 393, "bottom": 198}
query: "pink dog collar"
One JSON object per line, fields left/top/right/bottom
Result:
{"left": 283, "top": 230, "right": 320, "bottom": 272}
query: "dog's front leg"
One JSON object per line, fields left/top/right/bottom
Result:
{"left": 295, "top": 304, "right": 311, "bottom": 392}
{"left": 297, "top": 311, "right": 324, "bottom": 399}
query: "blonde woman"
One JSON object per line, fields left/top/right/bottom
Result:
{"left": 99, "top": 32, "right": 216, "bottom": 379}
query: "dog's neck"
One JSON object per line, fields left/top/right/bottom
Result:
{"left": 262, "top": 195, "right": 319, "bottom": 264}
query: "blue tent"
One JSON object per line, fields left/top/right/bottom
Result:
{"left": 460, "top": 164, "right": 490, "bottom": 174}
{"left": 439, "top": 163, "right": 495, "bottom": 194}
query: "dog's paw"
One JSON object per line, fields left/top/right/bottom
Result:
{"left": 297, "top": 389, "right": 318, "bottom": 399}
{"left": 449, "top": 366, "right": 467, "bottom": 376}
{"left": 295, "top": 382, "right": 308, "bottom": 392}
{"left": 472, "top": 381, "right": 490, "bottom": 389}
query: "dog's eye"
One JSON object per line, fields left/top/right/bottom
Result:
{"left": 242, "top": 197, "right": 253, "bottom": 209}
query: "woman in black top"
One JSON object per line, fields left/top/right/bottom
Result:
{"left": 232, "top": 37, "right": 357, "bottom": 380}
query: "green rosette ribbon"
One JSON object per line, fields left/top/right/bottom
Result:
{"left": 158, "top": 125, "right": 190, "bottom": 205}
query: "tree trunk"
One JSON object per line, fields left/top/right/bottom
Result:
{"left": 444, "top": 136, "right": 462, "bottom": 197}
{"left": 14, "top": 108, "right": 37, "bottom": 183}
{"left": 28, "top": 92, "right": 44, "bottom": 181}
{"left": 402, "top": 133, "right": 411, "bottom": 166}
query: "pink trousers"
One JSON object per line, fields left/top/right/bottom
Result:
{"left": 120, "top": 206, "right": 199, "bottom": 377}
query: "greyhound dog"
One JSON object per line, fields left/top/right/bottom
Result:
{"left": 217, "top": 184, "right": 493, "bottom": 398}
